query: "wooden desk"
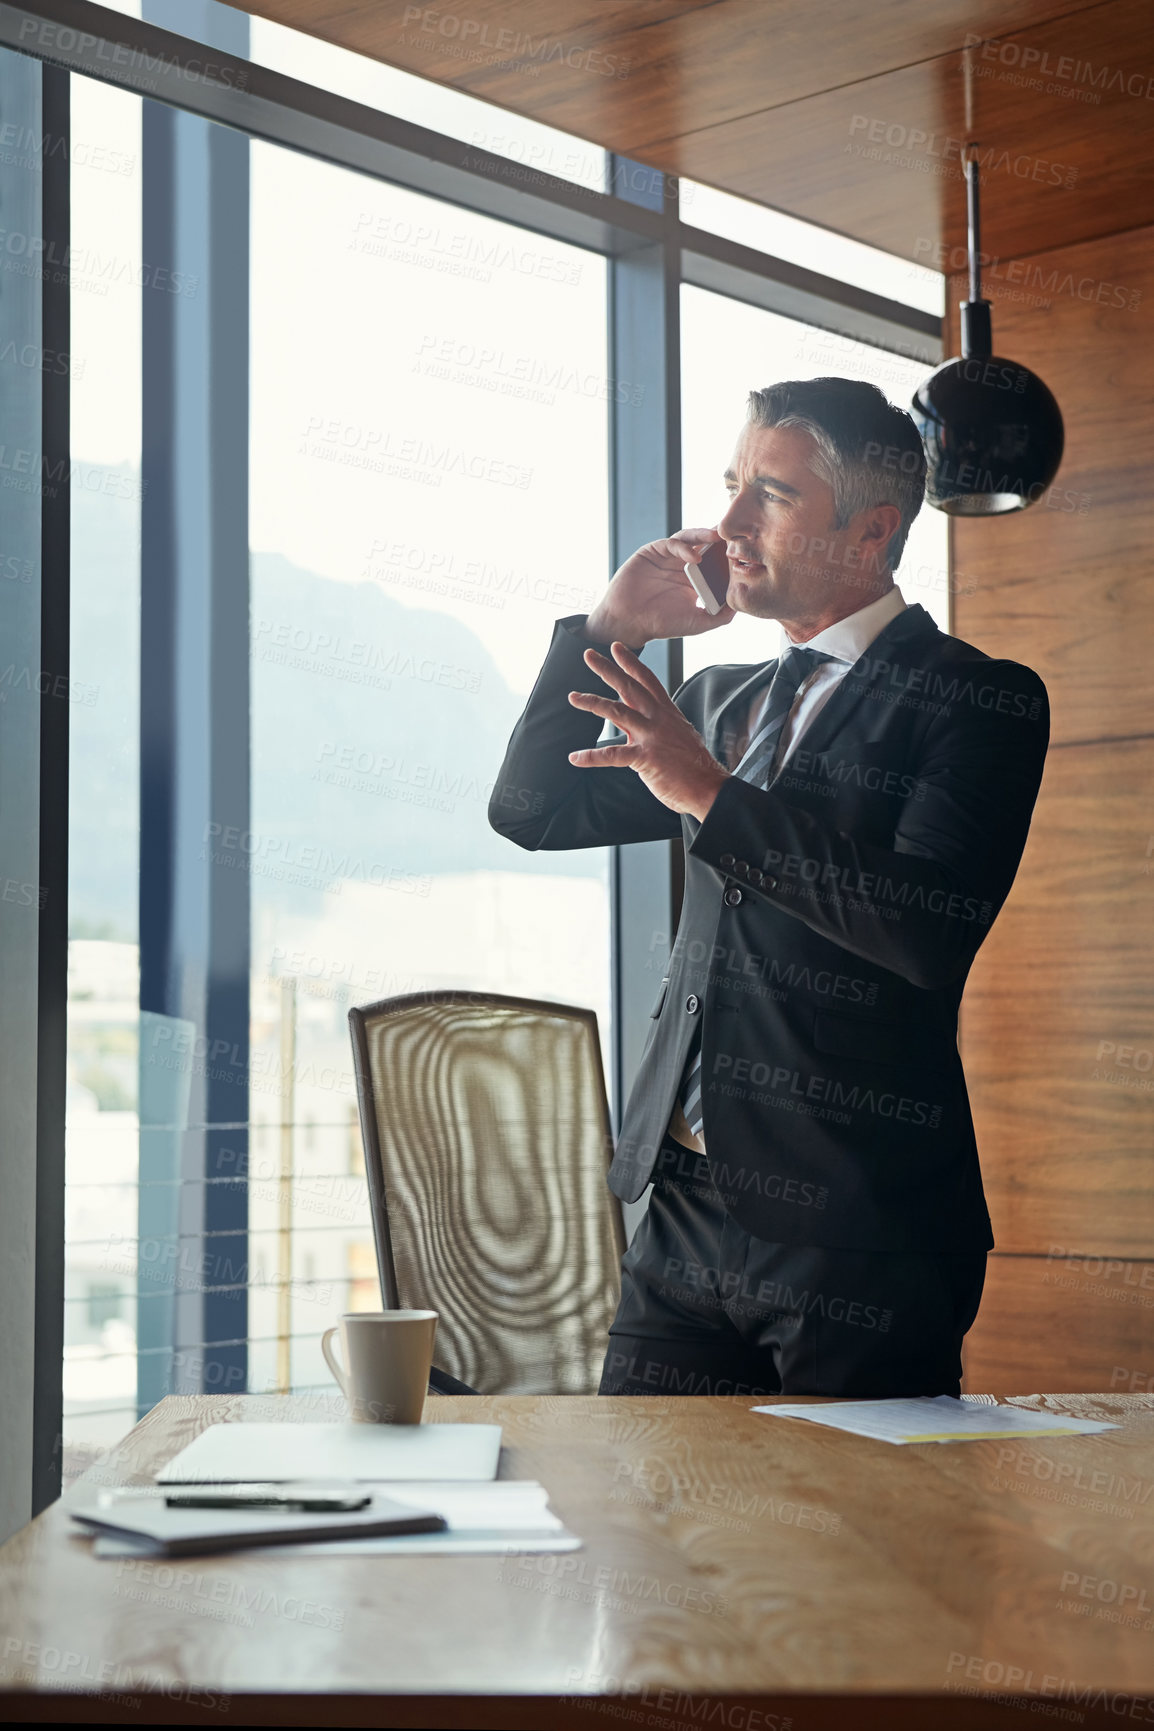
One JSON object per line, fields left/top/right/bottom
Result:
{"left": 1, "top": 1392, "right": 1153, "bottom": 1728}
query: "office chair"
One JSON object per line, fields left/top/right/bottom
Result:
{"left": 348, "top": 991, "right": 625, "bottom": 1395}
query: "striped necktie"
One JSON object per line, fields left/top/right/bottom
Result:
{"left": 678, "top": 646, "right": 834, "bottom": 1144}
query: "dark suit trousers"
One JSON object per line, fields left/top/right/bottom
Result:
{"left": 599, "top": 1137, "right": 986, "bottom": 1399}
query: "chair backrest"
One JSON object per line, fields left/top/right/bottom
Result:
{"left": 348, "top": 991, "right": 625, "bottom": 1395}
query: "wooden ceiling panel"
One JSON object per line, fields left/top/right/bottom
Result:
{"left": 234, "top": 1, "right": 1089, "bottom": 128}
{"left": 633, "top": 0, "right": 1154, "bottom": 260}
{"left": 227, "top": 0, "right": 1154, "bottom": 261}
{"left": 594, "top": 0, "right": 1097, "bottom": 134}
{"left": 635, "top": 59, "right": 954, "bottom": 261}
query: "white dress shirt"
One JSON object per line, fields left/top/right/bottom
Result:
{"left": 738, "top": 583, "right": 908, "bottom": 774}
{"left": 667, "top": 583, "right": 908, "bottom": 1155}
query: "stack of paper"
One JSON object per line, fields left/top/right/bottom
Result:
{"left": 260, "top": 1481, "right": 581, "bottom": 1556}
{"left": 89, "top": 1481, "right": 580, "bottom": 1558}
{"left": 75, "top": 1420, "right": 582, "bottom": 1557}
{"left": 752, "top": 1395, "right": 1120, "bottom": 1445}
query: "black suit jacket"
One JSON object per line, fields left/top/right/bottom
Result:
{"left": 488, "top": 604, "right": 1049, "bottom": 1252}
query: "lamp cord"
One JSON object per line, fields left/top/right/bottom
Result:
{"left": 965, "top": 150, "right": 982, "bottom": 303}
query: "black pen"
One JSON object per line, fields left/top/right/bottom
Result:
{"left": 163, "top": 1483, "right": 372, "bottom": 1512}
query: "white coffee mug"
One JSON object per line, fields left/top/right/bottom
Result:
{"left": 321, "top": 1310, "right": 438, "bottom": 1424}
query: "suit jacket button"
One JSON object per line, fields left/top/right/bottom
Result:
{"left": 734, "top": 860, "right": 749, "bottom": 877}
{"left": 763, "top": 875, "right": 778, "bottom": 889}
{"left": 747, "top": 869, "right": 763, "bottom": 887}
{"left": 685, "top": 994, "right": 700, "bottom": 1013}
{"left": 719, "top": 853, "right": 735, "bottom": 869}
{"left": 723, "top": 886, "right": 743, "bottom": 908}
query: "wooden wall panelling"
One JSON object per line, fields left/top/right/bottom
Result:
{"left": 960, "top": 739, "right": 1154, "bottom": 1257}
{"left": 951, "top": 222, "right": 1154, "bottom": 1386}
{"left": 964, "top": 1253, "right": 1154, "bottom": 1393}
{"left": 949, "top": 223, "right": 1154, "bottom": 747}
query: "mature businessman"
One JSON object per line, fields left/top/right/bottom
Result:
{"left": 489, "top": 377, "right": 1049, "bottom": 1399}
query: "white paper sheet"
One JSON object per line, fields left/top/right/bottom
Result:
{"left": 751, "top": 1395, "right": 1120, "bottom": 1444}
{"left": 93, "top": 1530, "right": 581, "bottom": 1557}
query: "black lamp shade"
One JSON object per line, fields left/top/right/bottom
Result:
{"left": 912, "top": 354, "right": 1065, "bottom": 515}
{"left": 912, "top": 156, "right": 1065, "bottom": 515}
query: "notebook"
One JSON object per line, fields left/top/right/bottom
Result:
{"left": 156, "top": 1422, "right": 502, "bottom": 1485}
{"left": 69, "top": 1491, "right": 445, "bottom": 1557}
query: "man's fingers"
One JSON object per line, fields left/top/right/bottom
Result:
{"left": 670, "top": 526, "right": 721, "bottom": 551}
{"left": 569, "top": 744, "right": 642, "bottom": 770}
{"left": 582, "top": 641, "right": 663, "bottom": 708}
{"left": 610, "top": 641, "right": 669, "bottom": 704}
{"left": 582, "top": 646, "right": 652, "bottom": 711}
{"left": 568, "top": 690, "right": 634, "bottom": 730}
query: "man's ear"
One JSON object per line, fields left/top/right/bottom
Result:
{"left": 858, "top": 503, "right": 902, "bottom": 571}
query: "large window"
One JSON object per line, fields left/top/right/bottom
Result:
{"left": 60, "top": 28, "right": 615, "bottom": 1467}
{"left": 246, "top": 136, "right": 611, "bottom": 1400}
{"left": 64, "top": 72, "right": 143, "bottom": 1469}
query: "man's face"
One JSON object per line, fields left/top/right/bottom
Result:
{"left": 715, "top": 422, "right": 889, "bottom": 622}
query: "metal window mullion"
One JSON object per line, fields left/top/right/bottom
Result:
{"left": 139, "top": 0, "right": 250, "bottom": 1408}
{"left": 680, "top": 233, "right": 940, "bottom": 364}
{"left": 32, "top": 61, "right": 70, "bottom": 1518}
{"left": 607, "top": 160, "right": 683, "bottom": 1240}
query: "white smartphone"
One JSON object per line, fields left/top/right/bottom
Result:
{"left": 683, "top": 540, "right": 729, "bottom": 615}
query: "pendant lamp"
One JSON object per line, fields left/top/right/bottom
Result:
{"left": 911, "top": 151, "right": 1064, "bottom": 514}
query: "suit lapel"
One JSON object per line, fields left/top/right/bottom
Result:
{"left": 694, "top": 604, "right": 940, "bottom": 777}
{"left": 703, "top": 659, "right": 779, "bottom": 769}
{"left": 766, "top": 604, "right": 938, "bottom": 785}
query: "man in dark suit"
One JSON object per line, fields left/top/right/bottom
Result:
{"left": 489, "top": 377, "right": 1048, "bottom": 1399}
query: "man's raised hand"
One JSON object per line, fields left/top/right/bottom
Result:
{"left": 583, "top": 528, "right": 735, "bottom": 648}
{"left": 568, "top": 642, "right": 729, "bottom": 821}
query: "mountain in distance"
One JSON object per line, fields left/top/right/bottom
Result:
{"left": 68, "top": 478, "right": 601, "bottom": 941}
{"left": 250, "top": 550, "right": 598, "bottom": 911}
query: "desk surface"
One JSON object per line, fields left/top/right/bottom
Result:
{"left": 2, "top": 1392, "right": 1154, "bottom": 1728}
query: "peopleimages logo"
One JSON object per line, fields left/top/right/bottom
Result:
{"left": 709, "top": 1054, "right": 942, "bottom": 1128}
{"left": 912, "top": 238, "right": 1142, "bottom": 311}
{"left": 15, "top": 16, "right": 249, "bottom": 91}
{"left": 399, "top": 6, "right": 632, "bottom": 78}
{"left": 501, "top": 1553, "right": 728, "bottom": 1614}
{"left": 846, "top": 116, "right": 1077, "bottom": 188}
{"left": 963, "top": 32, "right": 1154, "bottom": 103}
{"left": 785, "top": 747, "right": 927, "bottom": 802}
{"left": 847, "top": 657, "right": 1045, "bottom": 721}
{"left": 755, "top": 854, "right": 992, "bottom": 926}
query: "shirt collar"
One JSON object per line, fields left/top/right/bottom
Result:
{"left": 780, "top": 584, "right": 907, "bottom": 665}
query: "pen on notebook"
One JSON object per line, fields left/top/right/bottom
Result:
{"left": 162, "top": 1483, "right": 372, "bottom": 1512}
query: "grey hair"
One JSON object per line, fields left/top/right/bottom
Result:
{"left": 746, "top": 377, "right": 926, "bottom": 572}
